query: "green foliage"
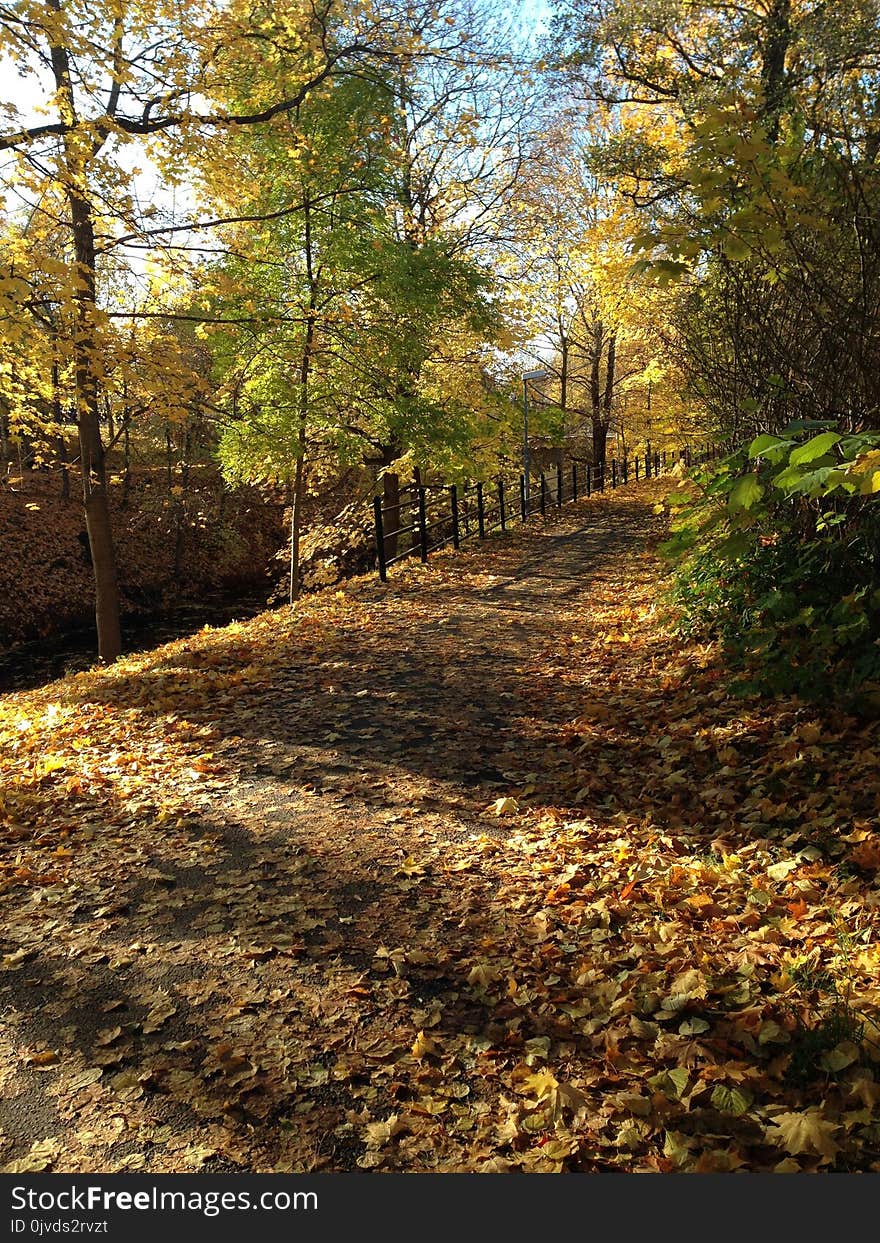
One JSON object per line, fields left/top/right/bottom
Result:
{"left": 208, "top": 62, "right": 504, "bottom": 488}
{"left": 663, "top": 422, "right": 880, "bottom": 700}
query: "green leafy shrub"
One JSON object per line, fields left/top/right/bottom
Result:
{"left": 662, "top": 421, "right": 880, "bottom": 700}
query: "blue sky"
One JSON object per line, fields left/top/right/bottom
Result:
{"left": 516, "top": 0, "right": 552, "bottom": 43}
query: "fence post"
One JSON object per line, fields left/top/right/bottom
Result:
{"left": 572, "top": 463, "right": 578, "bottom": 501}
{"left": 373, "top": 496, "right": 387, "bottom": 582}
{"left": 477, "top": 482, "right": 485, "bottom": 538}
{"left": 611, "top": 459, "right": 617, "bottom": 488}
{"left": 450, "top": 484, "right": 460, "bottom": 549}
{"left": 556, "top": 463, "right": 563, "bottom": 508}
{"left": 622, "top": 457, "right": 628, "bottom": 484}
{"left": 417, "top": 486, "right": 428, "bottom": 562}
{"left": 540, "top": 472, "right": 547, "bottom": 516}
{"left": 519, "top": 474, "right": 527, "bottom": 521}
{"left": 598, "top": 462, "right": 605, "bottom": 491}
{"left": 498, "top": 479, "right": 506, "bottom": 532}
{"left": 586, "top": 464, "right": 592, "bottom": 497}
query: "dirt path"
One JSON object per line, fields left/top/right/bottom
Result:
{"left": 3, "top": 482, "right": 878, "bottom": 1174}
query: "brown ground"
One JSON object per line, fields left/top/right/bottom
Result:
{"left": 0, "top": 467, "right": 283, "bottom": 646}
{"left": 2, "top": 480, "right": 880, "bottom": 1173}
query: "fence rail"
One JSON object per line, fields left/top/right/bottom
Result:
{"left": 372, "top": 442, "right": 722, "bottom": 582}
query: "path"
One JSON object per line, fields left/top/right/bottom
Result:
{"left": 2, "top": 482, "right": 876, "bottom": 1174}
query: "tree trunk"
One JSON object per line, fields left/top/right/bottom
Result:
{"left": 553, "top": 332, "right": 568, "bottom": 469}
{"left": 289, "top": 193, "right": 317, "bottom": 604}
{"left": 603, "top": 331, "right": 616, "bottom": 440}
{"left": 289, "top": 448, "right": 306, "bottom": 604}
{"left": 122, "top": 416, "right": 131, "bottom": 508}
{"left": 72, "top": 199, "right": 121, "bottom": 661}
{"left": 380, "top": 443, "right": 402, "bottom": 563}
{"left": 56, "top": 435, "right": 71, "bottom": 500}
{"left": 760, "top": 0, "right": 791, "bottom": 142}
{"left": 590, "top": 320, "right": 608, "bottom": 467}
{"left": 50, "top": 10, "right": 121, "bottom": 661}
{"left": 591, "top": 420, "right": 609, "bottom": 470}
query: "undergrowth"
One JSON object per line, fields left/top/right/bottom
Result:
{"left": 662, "top": 420, "right": 880, "bottom": 703}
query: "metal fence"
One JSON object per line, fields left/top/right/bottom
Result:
{"left": 372, "top": 442, "right": 721, "bottom": 582}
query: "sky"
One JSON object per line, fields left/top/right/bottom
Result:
{"left": 517, "top": 0, "right": 552, "bottom": 41}
{"left": 0, "top": 0, "right": 558, "bottom": 300}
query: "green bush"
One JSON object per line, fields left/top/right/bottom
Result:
{"left": 662, "top": 421, "right": 880, "bottom": 700}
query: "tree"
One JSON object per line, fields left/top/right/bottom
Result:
{"left": 208, "top": 67, "right": 402, "bottom": 599}
{"left": 0, "top": 0, "right": 429, "bottom": 657}
{"left": 550, "top": 0, "right": 880, "bottom": 437}
{"left": 210, "top": 2, "right": 527, "bottom": 568}
{"left": 500, "top": 111, "right": 693, "bottom": 467}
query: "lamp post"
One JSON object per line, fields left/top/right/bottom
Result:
{"left": 522, "top": 367, "right": 549, "bottom": 507}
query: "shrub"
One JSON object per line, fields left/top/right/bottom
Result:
{"left": 662, "top": 421, "right": 880, "bottom": 701}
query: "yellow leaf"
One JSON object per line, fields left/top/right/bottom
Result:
{"left": 766, "top": 1110, "right": 841, "bottom": 1159}
{"left": 364, "top": 1115, "right": 405, "bottom": 1149}
{"left": 411, "top": 1030, "right": 440, "bottom": 1060}
{"left": 517, "top": 1067, "right": 558, "bottom": 1100}
{"left": 467, "top": 963, "right": 501, "bottom": 987}
{"left": 2, "top": 1138, "right": 59, "bottom": 1173}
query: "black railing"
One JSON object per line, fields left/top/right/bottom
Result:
{"left": 372, "top": 442, "right": 722, "bottom": 581}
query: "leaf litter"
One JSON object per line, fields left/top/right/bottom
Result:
{"left": 1, "top": 481, "right": 880, "bottom": 1173}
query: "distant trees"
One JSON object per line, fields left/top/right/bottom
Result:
{"left": 551, "top": 0, "right": 880, "bottom": 438}
{"left": 500, "top": 114, "right": 694, "bottom": 467}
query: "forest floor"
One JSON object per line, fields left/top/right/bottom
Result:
{"left": 0, "top": 466, "right": 284, "bottom": 649}
{"left": 2, "top": 478, "right": 880, "bottom": 1174}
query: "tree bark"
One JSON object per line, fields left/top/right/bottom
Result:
{"left": 122, "top": 415, "right": 131, "bottom": 508}
{"left": 553, "top": 333, "right": 568, "bottom": 468}
{"left": 289, "top": 190, "right": 316, "bottom": 603}
{"left": 289, "top": 447, "right": 306, "bottom": 604}
{"left": 380, "top": 443, "right": 402, "bottom": 562}
{"left": 603, "top": 330, "right": 617, "bottom": 453}
{"left": 591, "top": 420, "right": 609, "bottom": 470}
{"left": 71, "top": 191, "right": 121, "bottom": 661}
{"left": 589, "top": 320, "right": 611, "bottom": 467}
{"left": 49, "top": 7, "right": 121, "bottom": 660}
{"left": 760, "top": 0, "right": 791, "bottom": 142}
